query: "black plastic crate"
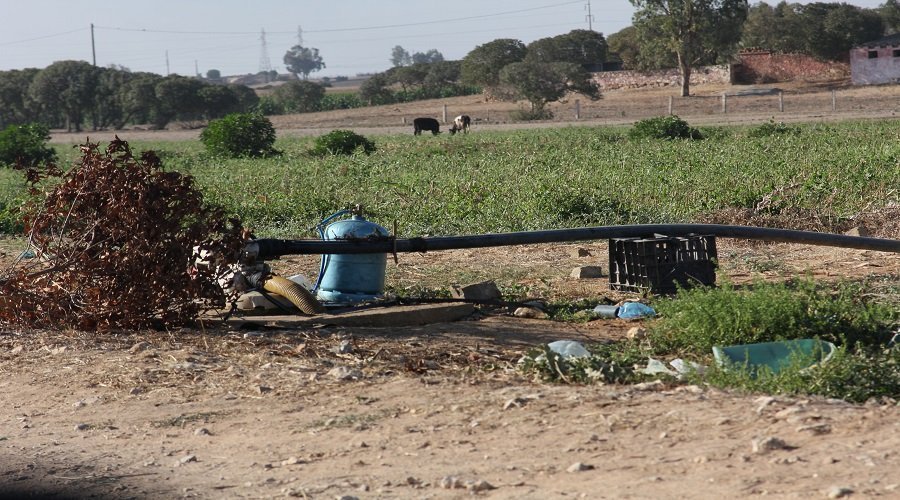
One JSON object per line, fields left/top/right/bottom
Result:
{"left": 609, "top": 234, "right": 717, "bottom": 294}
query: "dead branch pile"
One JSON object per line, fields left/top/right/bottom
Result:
{"left": 0, "top": 137, "right": 244, "bottom": 331}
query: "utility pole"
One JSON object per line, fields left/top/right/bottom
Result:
{"left": 166, "top": 50, "right": 170, "bottom": 75}
{"left": 91, "top": 23, "right": 96, "bottom": 66}
{"left": 585, "top": 0, "right": 594, "bottom": 31}
{"left": 195, "top": 60, "right": 199, "bottom": 77}
{"left": 296, "top": 25, "right": 303, "bottom": 46}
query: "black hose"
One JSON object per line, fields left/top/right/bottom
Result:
{"left": 252, "top": 224, "right": 900, "bottom": 258}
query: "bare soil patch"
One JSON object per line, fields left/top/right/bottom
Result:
{"left": 1, "top": 237, "right": 898, "bottom": 499}
{"left": 17, "top": 82, "right": 900, "bottom": 498}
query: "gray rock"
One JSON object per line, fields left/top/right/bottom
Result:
{"left": 466, "top": 480, "right": 496, "bottom": 492}
{"left": 626, "top": 326, "right": 647, "bottom": 340}
{"left": 74, "top": 423, "right": 90, "bottom": 431}
{"left": 513, "top": 307, "right": 548, "bottom": 319}
{"left": 450, "top": 281, "right": 502, "bottom": 301}
{"left": 440, "top": 476, "right": 462, "bottom": 489}
{"left": 179, "top": 454, "right": 197, "bottom": 464}
{"left": 194, "top": 428, "right": 211, "bottom": 436}
{"left": 570, "top": 266, "right": 603, "bottom": 279}
{"left": 129, "top": 341, "right": 150, "bottom": 354}
{"left": 571, "top": 247, "right": 592, "bottom": 258}
{"left": 328, "top": 366, "right": 363, "bottom": 381}
{"left": 567, "top": 462, "right": 594, "bottom": 472}
{"left": 752, "top": 437, "right": 791, "bottom": 454}
{"left": 844, "top": 225, "right": 868, "bottom": 237}
{"left": 827, "top": 486, "right": 854, "bottom": 498}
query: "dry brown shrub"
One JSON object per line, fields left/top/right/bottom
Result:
{"left": 0, "top": 137, "right": 244, "bottom": 331}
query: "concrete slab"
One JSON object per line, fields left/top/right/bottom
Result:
{"left": 220, "top": 302, "right": 477, "bottom": 329}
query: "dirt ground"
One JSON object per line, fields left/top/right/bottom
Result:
{"left": 14, "top": 82, "right": 900, "bottom": 498}
{"left": 1, "top": 237, "right": 899, "bottom": 499}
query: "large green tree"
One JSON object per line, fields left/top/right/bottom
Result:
{"left": 154, "top": 75, "right": 206, "bottom": 128}
{"left": 880, "top": 0, "right": 900, "bottom": 34}
{"left": 29, "top": 60, "right": 99, "bottom": 131}
{"left": 461, "top": 38, "right": 527, "bottom": 90}
{"left": 391, "top": 46, "right": 412, "bottom": 67}
{"left": 272, "top": 80, "right": 326, "bottom": 113}
{"left": 499, "top": 60, "right": 599, "bottom": 114}
{"left": 526, "top": 30, "right": 609, "bottom": 69}
{"left": 800, "top": 2, "right": 884, "bottom": 60}
{"left": 283, "top": 45, "right": 325, "bottom": 80}
{"left": 0, "top": 69, "right": 40, "bottom": 128}
{"left": 631, "top": 0, "right": 748, "bottom": 96}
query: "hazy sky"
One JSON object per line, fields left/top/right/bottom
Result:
{"left": 0, "top": 0, "right": 889, "bottom": 78}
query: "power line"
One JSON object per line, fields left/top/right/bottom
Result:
{"left": 0, "top": 27, "right": 89, "bottom": 47}
{"left": 92, "top": 0, "right": 584, "bottom": 36}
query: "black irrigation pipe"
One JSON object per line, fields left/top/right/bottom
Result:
{"left": 252, "top": 224, "right": 900, "bottom": 258}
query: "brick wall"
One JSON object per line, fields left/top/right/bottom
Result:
{"left": 590, "top": 65, "right": 730, "bottom": 90}
{"left": 732, "top": 51, "right": 849, "bottom": 84}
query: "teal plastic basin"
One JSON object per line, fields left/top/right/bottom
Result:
{"left": 712, "top": 339, "right": 836, "bottom": 376}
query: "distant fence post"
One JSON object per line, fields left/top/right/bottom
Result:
{"left": 779, "top": 91, "right": 784, "bottom": 112}
{"left": 668, "top": 96, "right": 673, "bottom": 115}
{"left": 832, "top": 89, "right": 836, "bottom": 111}
{"left": 402, "top": 117, "right": 406, "bottom": 125}
{"left": 722, "top": 94, "right": 727, "bottom": 114}
{"left": 575, "top": 99, "right": 581, "bottom": 120}
{"left": 442, "top": 104, "right": 448, "bottom": 123}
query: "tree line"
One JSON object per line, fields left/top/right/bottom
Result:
{"left": 1, "top": 0, "right": 898, "bottom": 130}
{"left": 0, "top": 61, "right": 259, "bottom": 131}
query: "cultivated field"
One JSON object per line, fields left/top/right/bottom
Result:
{"left": 2, "top": 81, "right": 898, "bottom": 499}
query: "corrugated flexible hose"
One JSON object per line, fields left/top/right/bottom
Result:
{"left": 262, "top": 275, "right": 325, "bottom": 315}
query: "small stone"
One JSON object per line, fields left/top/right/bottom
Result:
{"left": 440, "top": 476, "right": 462, "bottom": 489}
{"left": 281, "top": 456, "right": 304, "bottom": 466}
{"left": 334, "top": 340, "right": 353, "bottom": 354}
{"left": 129, "top": 387, "right": 142, "bottom": 395}
{"left": 570, "top": 247, "right": 591, "bottom": 258}
{"left": 337, "top": 496, "right": 359, "bottom": 500}
{"left": 9, "top": 345, "right": 23, "bottom": 355}
{"left": 503, "top": 397, "right": 529, "bottom": 410}
{"left": 513, "top": 307, "right": 548, "bottom": 319}
{"left": 129, "top": 341, "right": 150, "bottom": 354}
{"left": 327, "top": 366, "right": 363, "bottom": 381}
{"left": 570, "top": 265, "right": 603, "bottom": 279}
{"left": 567, "top": 462, "right": 594, "bottom": 472}
{"left": 179, "top": 454, "right": 197, "bottom": 464}
{"left": 194, "top": 428, "right": 211, "bottom": 436}
{"left": 827, "top": 486, "right": 853, "bottom": 498}
{"left": 466, "top": 480, "right": 496, "bottom": 492}
{"left": 796, "top": 424, "right": 832, "bottom": 435}
{"left": 626, "top": 326, "right": 647, "bottom": 340}
{"left": 74, "top": 423, "right": 90, "bottom": 431}
{"left": 844, "top": 225, "right": 868, "bottom": 237}
{"left": 450, "top": 281, "right": 501, "bottom": 301}
{"left": 752, "top": 437, "right": 791, "bottom": 454}
{"left": 256, "top": 385, "right": 273, "bottom": 394}
{"left": 51, "top": 346, "right": 68, "bottom": 355}
{"left": 755, "top": 396, "right": 776, "bottom": 414}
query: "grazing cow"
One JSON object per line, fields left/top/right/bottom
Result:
{"left": 413, "top": 117, "right": 441, "bottom": 136}
{"left": 449, "top": 114, "right": 471, "bottom": 135}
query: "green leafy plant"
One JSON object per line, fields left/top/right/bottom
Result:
{"left": 518, "top": 344, "right": 637, "bottom": 384}
{"left": 628, "top": 115, "right": 702, "bottom": 140}
{"left": 649, "top": 279, "right": 897, "bottom": 356}
{"left": 200, "top": 113, "right": 279, "bottom": 158}
{"left": 747, "top": 119, "right": 800, "bottom": 138}
{"left": 309, "top": 129, "right": 376, "bottom": 156}
{"left": 0, "top": 123, "right": 57, "bottom": 168}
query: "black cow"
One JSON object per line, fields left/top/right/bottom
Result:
{"left": 413, "top": 117, "right": 440, "bottom": 136}
{"left": 449, "top": 115, "right": 471, "bottom": 135}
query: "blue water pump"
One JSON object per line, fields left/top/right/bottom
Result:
{"left": 315, "top": 210, "right": 390, "bottom": 304}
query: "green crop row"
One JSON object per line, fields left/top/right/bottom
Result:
{"left": 3, "top": 119, "right": 898, "bottom": 238}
